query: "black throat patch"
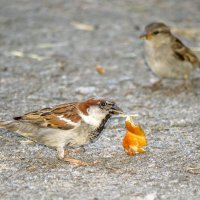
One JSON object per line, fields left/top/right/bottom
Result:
{"left": 89, "top": 114, "right": 111, "bottom": 143}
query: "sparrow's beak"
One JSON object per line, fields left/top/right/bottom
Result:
{"left": 110, "top": 104, "right": 124, "bottom": 115}
{"left": 139, "top": 33, "right": 153, "bottom": 40}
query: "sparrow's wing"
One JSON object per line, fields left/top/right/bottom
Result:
{"left": 13, "top": 103, "right": 81, "bottom": 130}
{"left": 172, "top": 37, "right": 199, "bottom": 65}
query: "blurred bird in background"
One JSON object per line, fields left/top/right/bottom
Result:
{"left": 140, "top": 22, "right": 200, "bottom": 89}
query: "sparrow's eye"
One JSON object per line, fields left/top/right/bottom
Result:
{"left": 100, "top": 102, "right": 107, "bottom": 107}
{"left": 152, "top": 31, "right": 159, "bottom": 35}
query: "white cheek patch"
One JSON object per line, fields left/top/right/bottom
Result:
{"left": 57, "top": 115, "right": 79, "bottom": 126}
{"left": 79, "top": 113, "right": 101, "bottom": 127}
{"left": 79, "top": 106, "right": 108, "bottom": 127}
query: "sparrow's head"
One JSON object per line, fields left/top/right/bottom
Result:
{"left": 78, "top": 98, "right": 123, "bottom": 127}
{"left": 140, "top": 22, "right": 171, "bottom": 44}
{"left": 79, "top": 98, "right": 123, "bottom": 115}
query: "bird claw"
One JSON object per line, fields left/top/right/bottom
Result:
{"left": 63, "top": 157, "right": 100, "bottom": 166}
{"left": 64, "top": 147, "right": 86, "bottom": 156}
{"left": 142, "top": 80, "right": 163, "bottom": 91}
{"left": 73, "top": 147, "right": 86, "bottom": 153}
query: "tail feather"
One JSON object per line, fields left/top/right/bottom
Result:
{"left": 0, "top": 120, "right": 38, "bottom": 139}
{"left": 0, "top": 120, "right": 24, "bottom": 133}
{"left": 0, "top": 120, "right": 14, "bottom": 129}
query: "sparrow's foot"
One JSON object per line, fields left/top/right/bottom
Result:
{"left": 150, "top": 80, "right": 163, "bottom": 91}
{"left": 63, "top": 157, "right": 100, "bottom": 166}
{"left": 60, "top": 149, "right": 99, "bottom": 166}
{"left": 173, "top": 76, "right": 193, "bottom": 92}
{"left": 64, "top": 147, "right": 86, "bottom": 156}
{"left": 63, "top": 157, "right": 89, "bottom": 166}
{"left": 174, "top": 81, "right": 193, "bottom": 92}
{"left": 184, "top": 79, "right": 193, "bottom": 90}
{"left": 143, "top": 80, "right": 163, "bottom": 91}
{"left": 73, "top": 146, "right": 86, "bottom": 153}
{"left": 57, "top": 147, "right": 65, "bottom": 160}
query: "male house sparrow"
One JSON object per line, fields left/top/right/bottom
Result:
{"left": 0, "top": 98, "right": 123, "bottom": 162}
{"left": 140, "top": 22, "right": 199, "bottom": 86}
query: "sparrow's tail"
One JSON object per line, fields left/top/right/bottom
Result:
{"left": 0, "top": 120, "right": 26, "bottom": 133}
{"left": 0, "top": 120, "right": 15, "bottom": 130}
{"left": 0, "top": 120, "right": 38, "bottom": 139}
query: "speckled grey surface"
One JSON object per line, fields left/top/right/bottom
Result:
{"left": 0, "top": 0, "right": 200, "bottom": 199}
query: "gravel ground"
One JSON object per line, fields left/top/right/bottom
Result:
{"left": 0, "top": 0, "right": 200, "bottom": 199}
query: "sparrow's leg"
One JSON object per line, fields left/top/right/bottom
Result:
{"left": 56, "top": 146, "right": 99, "bottom": 166}
{"left": 64, "top": 146, "right": 85, "bottom": 155}
{"left": 184, "top": 75, "right": 192, "bottom": 90}
{"left": 73, "top": 146, "right": 86, "bottom": 153}
{"left": 63, "top": 154, "right": 100, "bottom": 166}
{"left": 56, "top": 146, "right": 65, "bottom": 160}
{"left": 150, "top": 79, "right": 163, "bottom": 91}
{"left": 143, "top": 79, "right": 163, "bottom": 91}
{"left": 60, "top": 147, "right": 97, "bottom": 166}
{"left": 63, "top": 157, "right": 90, "bottom": 166}
{"left": 174, "top": 75, "right": 192, "bottom": 92}
{"left": 56, "top": 147, "right": 86, "bottom": 166}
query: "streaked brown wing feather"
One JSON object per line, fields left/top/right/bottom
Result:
{"left": 172, "top": 37, "right": 199, "bottom": 65}
{"left": 13, "top": 103, "right": 81, "bottom": 130}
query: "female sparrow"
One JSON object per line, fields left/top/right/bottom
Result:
{"left": 140, "top": 22, "right": 199, "bottom": 86}
{"left": 0, "top": 98, "right": 123, "bottom": 163}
